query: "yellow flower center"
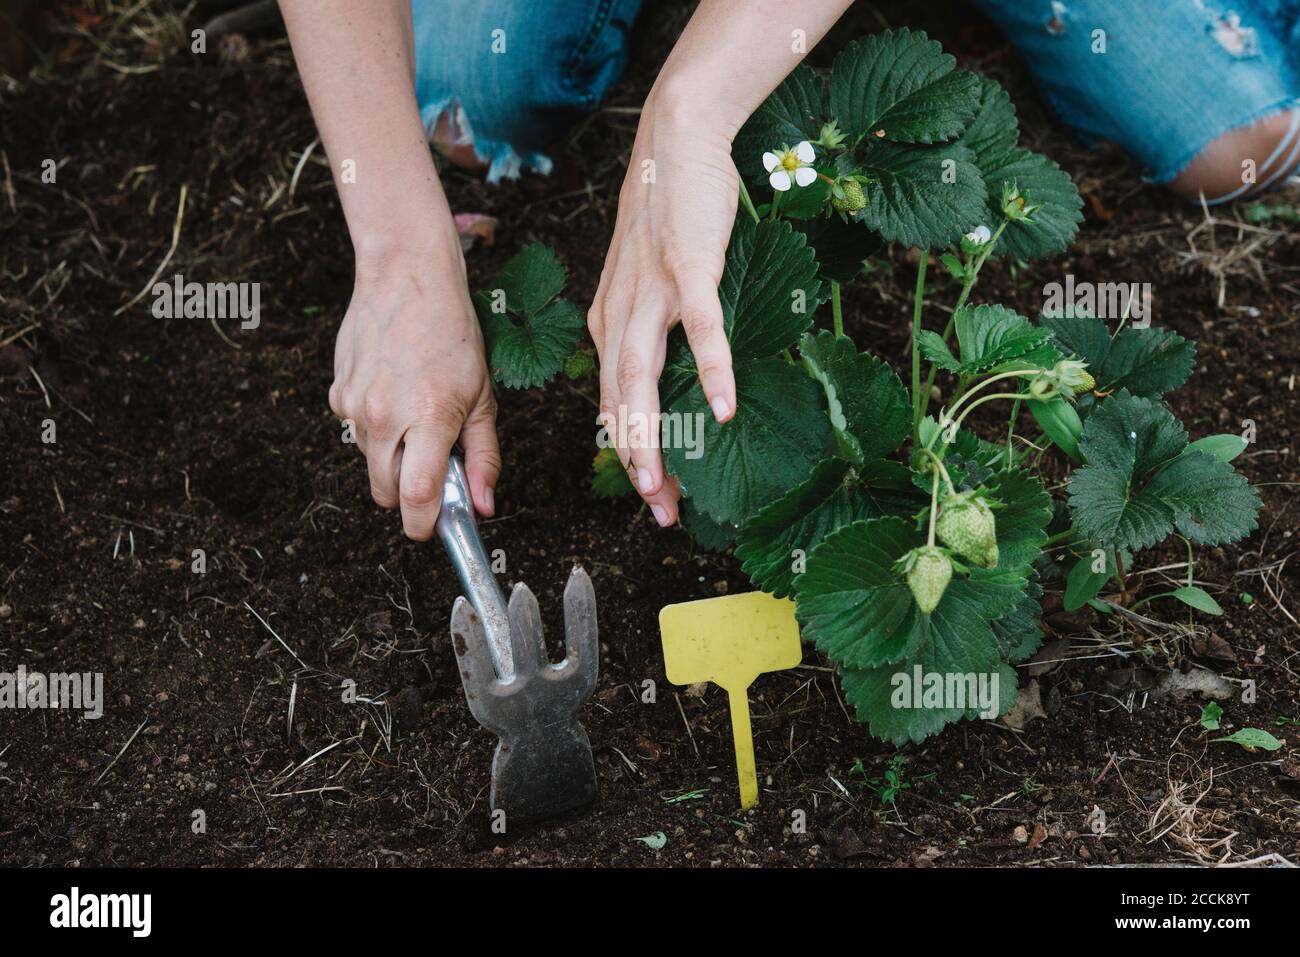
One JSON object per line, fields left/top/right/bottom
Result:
{"left": 781, "top": 153, "right": 800, "bottom": 171}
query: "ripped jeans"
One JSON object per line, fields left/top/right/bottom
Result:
{"left": 972, "top": 0, "right": 1300, "bottom": 190}
{"left": 414, "top": 0, "right": 1300, "bottom": 195}
{"left": 412, "top": 0, "right": 642, "bottom": 182}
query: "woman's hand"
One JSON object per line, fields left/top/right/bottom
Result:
{"left": 587, "top": 0, "right": 854, "bottom": 528}
{"left": 588, "top": 85, "right": 741, "bottom": 527}
{"left": 331, "top": 247, "right": 500, "bottom": 540}
{"left": 283, "top": 0, "right": 501, "bottom": 540}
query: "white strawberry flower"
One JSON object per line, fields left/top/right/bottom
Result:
{"left": 965, "top": 225, "right": 992, "bottom": 245}
{"left": 762, "top": 141, "right": 817, "bottom": 191}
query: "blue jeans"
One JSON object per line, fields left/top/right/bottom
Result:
{"left": 415, "top": 0, "right": 1300, "bottom": 192}
{"left": 412, "top": 0, "right": 643, "bottom": 182}
{"left": 973, "top": 0, "right": 1300, "bottom": 186}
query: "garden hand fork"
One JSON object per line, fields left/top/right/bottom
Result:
{"left": 436, "top": 452, "right": 599, "bottom": 823}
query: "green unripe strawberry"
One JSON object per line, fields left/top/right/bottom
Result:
{"left": 564, "top": 348, "right": 596, "bottom": 381}
{"left": 1073, "top": 369, "right": 1096, "bottom": 394}
{"left": 831, "top": 178, "right": 866, "bottom": 213}
{"left": 904, "top": 546, "right": 953, "bottom": 614}
{"left": 935, "top": 492, "right": 999, "bottom": 568}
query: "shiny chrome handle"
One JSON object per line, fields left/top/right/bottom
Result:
{"left": 435, "top": 452, "right": 514, "bottom": 679}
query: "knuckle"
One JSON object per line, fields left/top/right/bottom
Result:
{"left": 695, "top": 352, "right": 732, "bottom": 378}
{"left": 615, "top": 350, "right": 646, "bottom": 394}
{"left": 400, "top": 472, "right": 440, "bottom": 509}
{"left": 477, "top": 449, "right": 504, "bottom": 478}
{"left": 586, "top": 306, "right": 604, "bottom": 342}
{"left": 679, "top": 303, "right": 719, "bottom": 341}
{"left": 337, "top": 386, "right": 360, "bottom": 418}
{"left": 409, "top": 392, "right": 461, "bottom": 430}
{"left": 362, "top": 389, "right": 392, "bottom": 430}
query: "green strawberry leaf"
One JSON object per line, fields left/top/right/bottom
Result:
{"left": 796, "top": 472, "right": 1048, "bottom": 744}
{"left": 591, "top": 447, "right": 634, "bottom": 499}
{"left": 737, "top": 457, "right": 919, "bottom": 598}
{"left": 982, "top": 147, "right": 1082, "bottom": 260}
{"left": 838, "top": 661, "right": 1019, "bottom": 746}
{"left": 663, "top": 218, "right": 831, "bottom": 524}
{"left": 679, "top": 499, "right": 738, "bottom": 552}
{"left": 957, "top": 76, "right": 1019, "bottom": 171}
{"left": 857, "top": 140, "right": 988, "bottom": 248}
{"left": 991, "top": 582, "right": 1043, "bottom": 664}
{"left": 979, "top": 468, "right": 1053, "bottom": 575}
{"left": 795, "top": 516, "right": 1025, "bottom": 669}
{"left": 792, "top": 215, "right": 882, "bottom": 284}
{"left": 799, "top": 330, "right": 912, "bottom": 464}
{"left": 733, "top": 65, "right": 830, "bottom": 187}
{"left": 1042, "top": 313, "right": 1195, "bottom": 402}
{"left": 829, "top": 29, "right": 981, "bottom": 144}
{"left": 474, "top": 244, "right": 585, "bottom": 389}
{"left": 1068, "top": 392, "right": 1261, "bottom": 551}
{"left": 918, "top": 303, "right": 1057, "bottom": 374}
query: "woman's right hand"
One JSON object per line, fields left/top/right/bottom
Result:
{"left": 330, "top": 247, "right": 501, "bottom": 541}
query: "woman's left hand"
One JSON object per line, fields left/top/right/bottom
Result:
{"left": 587, "top": 82, "right": 741, "bottom": 528}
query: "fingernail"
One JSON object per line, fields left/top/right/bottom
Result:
{"left": 651, "top": 504, "right": 670, "bottom": 527}
{"left": 710, "top": 395, "right": 731, "bottom": 421}
{"left": 483, "top": 486, "right": 495, "bottom": 514}
{"left": 637, "top": 468, "right": 654, "bottom": 494}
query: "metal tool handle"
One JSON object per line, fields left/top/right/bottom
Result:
{"left": 435, "top": 452, "right": 514, "bottom": 679}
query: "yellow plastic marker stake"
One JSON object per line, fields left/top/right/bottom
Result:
{"left": 659, "top": 592, "right": 802, "bottom": 810}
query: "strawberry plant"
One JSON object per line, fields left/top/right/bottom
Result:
{"left": 653, "top": 29, "right": 1262, "bottom": 744}
{"left": 472, "top": 243, "right": 585, "bottom": 389}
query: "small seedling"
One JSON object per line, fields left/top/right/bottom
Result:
{"left": 1199, "top": 701, "right": 1223, "bottom": 731}
{"left": 1212, "top": 728, "right": 1283, "bottom": 752}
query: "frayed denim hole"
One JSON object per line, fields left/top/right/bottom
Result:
{"left": 1197, "top": 5, "right": 1263, "bottom": 59}
{"left": 1044, "top": 0, "right": 1072, "bottom": 36}
{"left": 421, "top": 98, "right": 553, "bottom": 184}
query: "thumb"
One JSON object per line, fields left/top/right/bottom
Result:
{"left": 461, "top": 381, "right": 501, "bottom": 517}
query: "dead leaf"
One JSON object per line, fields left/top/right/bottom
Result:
{"left": 1001, "top": 679, "right": 1046, "bottom": 730}
{"left": 1192, "top": 632, "right": 1237, "bottom": 667}
{"left": 914, "top": 845, "right": 944, "bottom": 867}
{"left": 1027, "top": 637, "right": 1072, "bottom": 677}
{"left": 833, "top": 825, "right": 869, "bottom": 860}
{"left": 1027, "top": 822, "right": 1048, "bottom": 850}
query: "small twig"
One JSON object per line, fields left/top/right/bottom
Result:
{"left": 28, "top": 365, "right": 51, "bottom": 409}
{"left": 288, "top": 136, "right": 320, "bottom": 200}
{"left": 114, "top": 183, "right": 188, "bottom": 316}
{"left": 94, "top": 716, "right": 149, "bottom": 784}
{"left": 244, "top": 601, "right": 308, "bottom": 669}
{"left": 673, "top": 692, "right": 699, "bottom": 759}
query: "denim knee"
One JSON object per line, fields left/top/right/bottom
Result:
{"left": 412, "top": 0, "right": 643, "bottom": 182}
{"left": 973, "top": 0, "right": 1300, "bottom": 184}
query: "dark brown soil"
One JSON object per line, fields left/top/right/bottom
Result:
{"left": 1, "top": 1, "right": 1297, "bottom": 868}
